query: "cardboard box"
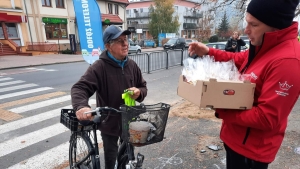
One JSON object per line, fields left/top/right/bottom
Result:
{"left": 177, "top": 75, "right": 256, "bottom": 110}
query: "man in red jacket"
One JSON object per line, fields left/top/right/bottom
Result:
{"left": 189, "top": 0, "right": 300, "bottom": 169}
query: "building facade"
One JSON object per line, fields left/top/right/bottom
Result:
{"left": 0, "top": 0, "right": 128, "bottom": 54}
{"left": 0, "top": 0, "right": 29, "bottom": 54}
{"left": 126, "top": 0, "right": 203, "bottom": 40}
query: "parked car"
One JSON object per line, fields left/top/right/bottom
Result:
{"left": 143, "top": 39, "right": 156, "bottom": 48}
{"left": 128, "top": 39, "right": 141, "bottom": 54}
{"left": 185, "top": 39, "right": 198, "bottom": 48}
{"left": 163, "top": 38, "right": 186, "bottom": 50}
{"left": 206, "top": 42, "right": 226, "bottom": 50}
{"left": 241, "top": 39, "right": 250, "bottom": 51}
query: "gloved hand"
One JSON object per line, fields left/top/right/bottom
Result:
{"left": 122, "top": 89, "right": 136, "bottom": 106}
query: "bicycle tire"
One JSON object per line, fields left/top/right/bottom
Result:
{"left": 69, "top": 132, "right": 99, "bottom": 169}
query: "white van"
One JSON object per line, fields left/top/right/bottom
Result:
{"left": 128, "top": 39, "right": 141, "bottom": 54}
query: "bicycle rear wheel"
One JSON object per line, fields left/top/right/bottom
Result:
{"left": 69, "top": 132, "right": 99, "bottom": 169}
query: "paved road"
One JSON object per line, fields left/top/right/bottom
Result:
{"left": 0, "top": 53, "right": 299, "bottom": 169}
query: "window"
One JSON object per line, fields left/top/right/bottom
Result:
{"left": 56, "top": 0, "right": 65, "bottom": 8}
{"left": 41, "top": 0, "right": 52, "bottom": 7}
{"left": 108, "top": 3, "right": 113, "bottom": 14}
{"left": 140, "top": 8, "right": 143, "bottom": 13}
{"left": 115, "top": 4, "right": 119, "bottom": 15}
{"left": 45, "top": 24, "right": 68, "bottom": 39}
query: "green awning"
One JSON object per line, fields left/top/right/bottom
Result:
{"left": 42, "top": 17, "right": 67, "bottom": 24}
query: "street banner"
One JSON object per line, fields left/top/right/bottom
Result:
{"left": 73, "top": 0, "right": 104, "bottom": 64}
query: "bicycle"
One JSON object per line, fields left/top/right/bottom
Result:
{"left": 60, "top": 102, "right": 170, "bottom": 169}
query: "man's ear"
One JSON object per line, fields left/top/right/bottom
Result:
{"left": 105, "top": 43, "right": 110, "bottom": 51}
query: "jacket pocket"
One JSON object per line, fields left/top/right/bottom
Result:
{"left": 243, "top": 127, "right": 251, "bottom": 144}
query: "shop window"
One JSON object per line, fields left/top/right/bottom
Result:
{"left": 42, "top": 0, "right": 52, "bottom": 7}
{"left": 45, "top": 24, "right": 68, "bottom": 40}
{"left": 108, "top": 3, "right": 113, "bottom": 14}
{"left": 115, "top": 4, "right": 119, "bottom": 15}
{"left": 5, "top": 23, "right": 19, "bottom": 39}
{"left": 56, "top": 0, "right": 65, "bottom": 8}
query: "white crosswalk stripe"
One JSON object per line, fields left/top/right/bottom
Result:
{"left": 7, "top": 142, "right": 70, "bottom": 169}
{"left": 0, "top": 87, "right": 53, "bottom": 100}
{"left": 0, "top": 77, "right": 13, "bottom": 81}
{"left": 8, "top": 131, "right": 102, "bottom": 169}
{"left": 0, "top": 123, "right": 69, "bottom": 157}
{"left": 9, "top": 95, "right": 71, "bottom": 113}
{"left": 0, "top": 80, "right": 25, "bottom": 87}
{"left": 0, "top": 77, "right": 101, "bottom": 169}
{"left": 0, "top": 105, "right": 72, "bottom": 135}
{"left": 0, "top": 83, "right": 38, "bottom": 93}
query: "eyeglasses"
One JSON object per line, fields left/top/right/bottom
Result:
{"left": 110, "top": 38, "right": 128, "bottom": 45}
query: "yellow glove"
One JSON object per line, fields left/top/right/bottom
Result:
{"left": 122, "top": 89, "right": 136, "bottom": 106}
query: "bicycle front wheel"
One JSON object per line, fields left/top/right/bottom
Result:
{"left": 69, "top": 132, "right": 99, "bottom": 169}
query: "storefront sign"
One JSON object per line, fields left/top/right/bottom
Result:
{"left": 73, "top": 0, "right": 104, "bottom": 64}
{"left": 42, "top": 17, "right": 67, "bottom": 24}
{"left": 128, "top": 27, "right": 135, "bottom": 33}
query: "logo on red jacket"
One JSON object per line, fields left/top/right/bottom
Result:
{"left": 276, "top": 81, "right": 293, "bottom": 96}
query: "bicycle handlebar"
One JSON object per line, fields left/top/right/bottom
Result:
{"left": 84, "top": 107, "right": 121, "bottom": 124}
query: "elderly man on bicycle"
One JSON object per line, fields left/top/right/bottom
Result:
{"left": 71, "top": 25, "right": 147, "bottom": 169}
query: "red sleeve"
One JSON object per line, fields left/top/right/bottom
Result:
{"left": 217, "top": 59, "right": 300, "bottom": 131}
{"left": 208, "top": 48, "right": 248, "bottom": 70}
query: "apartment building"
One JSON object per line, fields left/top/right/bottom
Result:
{"left": 0, "top": 0, "right": 128, "bottom": 54}
{"left": 126, "top": 0, "right": 202, "bottom": 40}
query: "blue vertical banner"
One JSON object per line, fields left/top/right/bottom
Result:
{"left": 73, "top": 0, "right": 104, "bottom": 64}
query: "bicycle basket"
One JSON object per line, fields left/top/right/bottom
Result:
{"left": 60, "top": 109, "right": 94, "bottom": 132}
{"left": 120, "top": 103, "right": 170, "bottom": 145}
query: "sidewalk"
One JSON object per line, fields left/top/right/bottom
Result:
{"left": 0, "top": 54, "right": 84, "bottom": 70}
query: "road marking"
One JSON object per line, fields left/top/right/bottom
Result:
{"left": 7, "top": 142, "right": 70, "bottom": 169}
{"left": 0, "top": 105, "right": 72, "bottom": 135}
{"left": 0, "top": 99, "right": 95, "bottom": 135}
{"left": 0, "top": 77, "right": 13, "bottom": 82}
{"left": 7, "top": 131, "right": 102, "bottom": 169}
{"left": 0, "top": 109, "right": 23, "bottom": 121}
{"left": 0, "top": 87, "right": 53, "bottom": 100}
{"left": 26, "top": 67, "right": 57, "bottom": 72}
{"left": 0, "top": 123, "right": 69, "bottom": 157}
{"left": 0, "top": 83, "right": 38, "bottom": 93}
{"left": 9, "top": 95, "right": 71, "bottom": 113}
{"left": 0, "top": 92, "right": 65, "bottom": 109}
{"left": 0, "top": 80, "right": 25, "bottom": 87}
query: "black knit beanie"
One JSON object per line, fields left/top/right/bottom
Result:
{"left": 247, "top": 0, "right": 299, "bottom": 29}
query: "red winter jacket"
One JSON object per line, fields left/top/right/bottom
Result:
{"left": 208, "top": 22, "right": 300, "bottom": 163}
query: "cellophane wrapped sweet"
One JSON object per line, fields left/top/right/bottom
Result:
{"left": 182, "top": 56, "right": 249, "bottom": 85}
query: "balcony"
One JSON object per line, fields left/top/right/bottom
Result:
{"left": 183, "top": 23, "right": 200, "bottom": 29}
{"left": 127, "top": 23, "right": 149, "bottom": 29}
{"left": 127, "top": 12, "right": 150, "bottom": 19}
{"left": 183, "top": 11, "right": 203, "bottom": 18}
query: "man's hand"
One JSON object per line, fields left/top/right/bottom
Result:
{"left": 232, "top": 45, "right": 236, "bottom": 48}
{"left": 188, "top": 42, "right": 209, "bottom": 57}
{"left": 128, "top": 87, "right": 140, "bottom": 99}
{"left": 76, "top": 107, "right": 93, "bottom": 121}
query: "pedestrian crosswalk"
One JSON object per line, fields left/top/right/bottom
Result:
{"left": 0, "top": 75, "right": 98, "bottom": 169}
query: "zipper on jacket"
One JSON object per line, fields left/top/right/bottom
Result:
{"left": 242, "top": 127, "right": 251, "bottom": 144}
